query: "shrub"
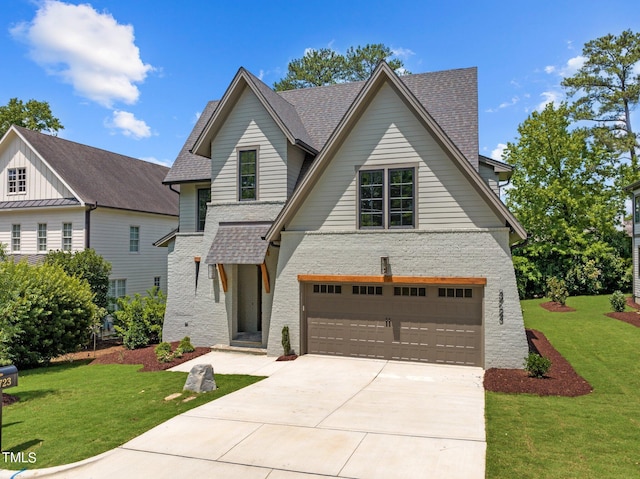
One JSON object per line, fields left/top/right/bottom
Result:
{"left": 546, "top": 276, "right": 568, "bottom": 305}
{"left": 282, "top": 326, "right": 291, "bottom": 356}
{"left": 114, "top": 288, "right": 166, "bottom": 349}
{"left": 524, "top": 353, "right": 552, "bottom": 378}
{"left": 45, "top": 249, "right": 111, "bottom": 309}
{"left": 154, "top": 342, "right": 173, "bottom": 363}
{"left": 178, "top": 336, "right": 195, "bottom": 353}
{"left": 173, "top": 347, "right": 183, "bottom": 359}
{"left": 610, "top": 290, "right": 626, "bottom": 313}
{"left": 0, "top": 260, "right": 98, "bottom": 367}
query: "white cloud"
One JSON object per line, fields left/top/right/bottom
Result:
{"left": 537, "top": 91, "right": 563, "bottom": 111}
{"left": 559, "top": 55, "right": 586, "bottom": 77}
{"left": 11, "top": 0, "right": 153, "bottom": 107}
{"left": 107, "top": 110, "right": 151, "bottom": 139}
{"left": 544, "top": 65, "right": 556, "bottom": 74}
{"left": 392, "top": 47, "right": 415, "bottom": 59}
{"left": 491, "top": 143, "right": 508, "bottom": 161}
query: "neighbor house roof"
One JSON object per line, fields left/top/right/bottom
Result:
{"left": 479, "top": 155, "right": 514, "bottom": 181}
{"left": 164, "top": 66, "right": 479, "bottom": 184}
{"left": 7, "top": 126, "right": 178, "bottom": 216}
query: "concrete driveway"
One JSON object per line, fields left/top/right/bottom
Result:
{"left": 5, "top": 354, "right": 485, "bottom": 478}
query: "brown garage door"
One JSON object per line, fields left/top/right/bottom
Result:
{"left": 303, "top": 283, "right": 483, "bottom": 366}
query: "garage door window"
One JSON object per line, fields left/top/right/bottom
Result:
{"left": 313, "top": 284, "right": 342, "bottom": 294}
{"left": 352, "top": 285, "right": 383, "bottom": 295}
{"left": 439, "top": 288, "right": 473, "bottom": 298}
{"left": 394, "top": 286, "right": 426, "bottom": 297}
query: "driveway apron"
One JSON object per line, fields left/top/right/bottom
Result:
{"left": 3, "top": 354, "right": 485, "bottom": 479}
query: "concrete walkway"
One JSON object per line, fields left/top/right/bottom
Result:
{"left": 2, "top": 354, "right": 486, "bottom": 478}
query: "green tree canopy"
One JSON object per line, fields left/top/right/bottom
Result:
{"left": 504, "top": 103, "right": 630, "bottom": 297}
{"left": 562, "top": 29, "right": 640, "bottom": 170}
{"left": 0, "top": 98, "right": 64, "bottom": 138}
{"left": 274, "top": 43, "right": 408, "bottom": 91}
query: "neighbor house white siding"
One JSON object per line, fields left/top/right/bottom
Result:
{"left": 210, "top": 86, "right": 288, "bottom": 203}
{"left": 90, "top": 208, "right": 177, "bottom": 296}
{"left": 287, "top": 82, "right": 503, "bottom": 232}
{"left": 0, "top": 135, "right": 75, "bottom": 202}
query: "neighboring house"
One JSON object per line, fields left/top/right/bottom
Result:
{"left": 162, "top": 62, "right": 528, "bottom": 369}
{"left": 627, "top": 181, "right": 640, "bottom": 302}
{"left": 0, "top": 125, "right": 179, "bottom": 308}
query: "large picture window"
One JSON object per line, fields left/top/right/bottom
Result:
{"left": 359, "top": 167, "right": 415, "bottom": 229}
{"left": 197, "top": 188, "right": 210, "bottom": 231}
{"left": 239, "top": 149, "right": 257, "bottom": 200}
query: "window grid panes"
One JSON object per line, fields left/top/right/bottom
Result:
{"left": 62, "top": 223, "right": 72, "bottom": 251}
{"left": 388, "top": 168, "right": 414, "bottom": 227}
{"left": 352, "top": 285, "right": 383, "bottom": 295}
{"left": 312, "top": 284, "right": 342, "bottom": 294}
{"left": 197, "top": 188, "right": 210, "bottom": 231}
{"left": 130, "top": 226, "right": 140, "bottom": 253}
{"left": 394, "top": 286, "right": 426, "bottom": 297}
{"left": 239, "top": 150, "right": 257, "bottom": 200}
{"left": 154, "top": 276, "right": 161, "bottom": 288}
{"left": 38, "top": 223, "right": 47, "bottom": 252}
{"left": 438, "top": 287, "right": 473, "bottom": 298}
{"left": 8, "top": 167, "right": 26, "bottom": 193}
{"left": 359, "top": 169, "right": 384, "bottom": 228}
{"left": 108, "top": 279, "right": 127, "bottom": 310}
{"left": 11, "top": 224, "right": 20, "bottom": 252}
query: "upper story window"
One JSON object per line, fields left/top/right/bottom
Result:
{"left": 38, "top": 223, "right": 47, "bottom": 252}
{"left": 62, "top": 223, "right": 72, "bottom": 251}
{"left": 197, "top": 188, "right": 210, "bottom": 231}
{"left": 359, "top": 167, "right": 415, "bottom": 229}
{"left": 239, "top": 149, "right": 257, "bottom": 201}
{"left": 11, "top": 224, "right": 20, "bottom": 252}
{"left": 130, "top": 226, "right": 140, "bottom": 253}
{"left": 8, "top": 167, "right": 26, "bottom": 194}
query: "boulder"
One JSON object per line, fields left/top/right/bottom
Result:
{"left": 184, "top": 364, "right": 216, "bottom": 393}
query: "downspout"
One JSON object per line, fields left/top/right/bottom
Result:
{"left": 168, "top": 184, "right": 180, "bottom": 195}
{"left": 85, "top": 202, "right": 98, "bottom": 249}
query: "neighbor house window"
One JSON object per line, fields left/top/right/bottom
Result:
{"left": 11, "top": 224, "right": 20, "bottom": 252}
{"left": 129, "top": 226, "right": 140, "bottom": 253}
{"left": 62, "top": 223, "right": 73, "bottom": 251}
{"left": 38, "top": 223, "right": 47, "bottom": 252}
{"left": 635, "top": 196, "right": 640, "bottom": 223}
{"left": 359, "top": 167, "right": 415, "bottom": 229}
{"left": 8, "top": 167, "right": 26, "bottom": 193}
{"left": 238, "top": 149, "right": 257, "bottom": 200}
{"left": 154, "top": 276, "right": 161, "bottom": 288}
{"left": 197, "top": 188, "right": 210, "bottom": 231}
{"left": 108, "top": 279, "right": 127, "bottom": 310}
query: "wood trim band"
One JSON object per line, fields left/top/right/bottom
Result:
{"left": 218, "top": 264, "right": 228, "bottom": 292}
{"left": 297, "top": 274, "right": 487, "bottom": 286}
{"left": 260, "top": 262, "right": 270, "bottom": 294}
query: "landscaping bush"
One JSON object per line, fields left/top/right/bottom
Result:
{"left": 524, "top": 352, "right": 552, "bottom": 378}
{"left": 282, "top": 325, "right": 291, "bottom": 356}
{"left": 610, "top": 290, "right": 626, "bottom": 313}
{"left": 178, "top": 336, "right": 195, "bottom": 353}
{"left": 0, "top": 260, "right": 98, "bottom": 367}
{"left": 45, "top": 249, "right": 111, "bottom": 309}
{"left": 546, "top": 276, "right": 569, "bottom": 305}
{"left": 154, "top": 342, "right": 173, "bottom": 363}
{"left": 113, "top": 288, "right": 166, "bottom": 349}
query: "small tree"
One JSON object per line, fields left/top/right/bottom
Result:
{"left": 546, "top": 277, "right": 569, "bottom": 306}
{"left": 610, "top": 291, "right": 627, "bottom": 312}
{"left": 113, "top": 288, "right": 166, "bottom": 349}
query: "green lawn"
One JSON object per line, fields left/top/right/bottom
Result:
{"left": 486, "top": 295, "right": 640, "bottom": 478}
{"left": 1, "top": 361, "right": 263, "bottom": 470}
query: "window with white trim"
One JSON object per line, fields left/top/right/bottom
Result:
{"left": 8, "top": 167, "right": 26, "bottom": 194}
{"left": 239, "top": 149, "right": 257, "bottom": 200}
{"left": 197, "top": 188, "right": 210, "bottom": 231}
{"left": 154, "top": 276, "right": 161, "bottom": 288}
{"left": 38, "top": 223, "right": 47, "bottom": 252}
{"left": 11, "top": 224, "right": 20, "bottom": 252}
{"left": 62, "top": 223, "right": 73, "bottom": 251}
{"left": 130, "top": 226, "right": 140, "bottom": 253}
{"left": 635, "top": 196, "right": 640, "bottom": 223}
{"left": 359, "top": 167, "right": 415, "bottom": 229}
{"left": 108, "top": 279, "right": 127, "bottom": 310}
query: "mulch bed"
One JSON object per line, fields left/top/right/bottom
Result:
{"left": 540, "top": 301, "right": 576, "bottom": 312}
{"left": 90, "top": 341, "right": 211, "bottom": 372}
{"left": 605, "top": 297, "right": 640, "bottom": 328}
{"left": 484, "top": 329, "right": 592, "bottom": 396}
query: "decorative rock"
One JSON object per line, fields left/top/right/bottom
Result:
{"left": 184, "top": 364, "right": 216, "bottom": 393}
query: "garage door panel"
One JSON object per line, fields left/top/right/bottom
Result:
{"left": 304, "top": 283, "right": 483, "bottom": 367}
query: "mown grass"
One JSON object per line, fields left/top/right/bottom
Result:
{"left": 486, "top": 295, "right": 640, "bottom": 478}
{"left": 1, "top": 362, "right": 263, "bottom": 469}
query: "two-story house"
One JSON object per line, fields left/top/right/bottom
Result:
{"left": 0, "top": 125, "right": 179, "bottom": 306}
{"left": 161, "top": 62, "right": 528, "bottom": 369}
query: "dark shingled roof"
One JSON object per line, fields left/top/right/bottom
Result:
{"left": 14, "top": 126, "right": 178, "bottom": 216}
{"left": 165, "top": 66, "right": 479, "bottom": 183}
{"left": 205, "top": 222, "right": 272, "bottom": 264}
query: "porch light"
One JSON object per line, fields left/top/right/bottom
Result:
{"left": 381, "top": 256, "right": 390, "bottom": 276}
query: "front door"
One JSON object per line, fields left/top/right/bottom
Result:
{"left": 237, "top": 264, "right": 262, "bottom": 336}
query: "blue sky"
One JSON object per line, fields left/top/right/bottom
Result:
{"left": 2, "top": 0, "right": 639, "bottom": 167}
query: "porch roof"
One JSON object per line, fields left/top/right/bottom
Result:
{"left": 205, "top": 222, "right": 272, "bottom": 265}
